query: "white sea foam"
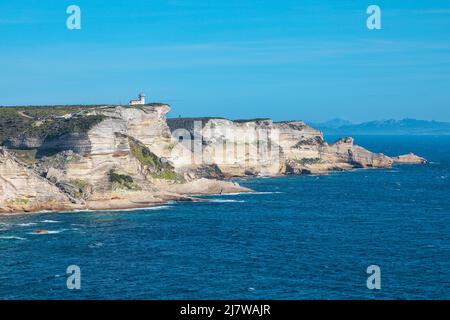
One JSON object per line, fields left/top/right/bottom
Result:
{"left": 40, "top": 220, "right": 61, "bottom": 223}
{"left": 45, "top": 229, "right": 67, "bottom": 234}
{"left": 93, "top": 205, "right": 172, "bottom": 213}
{"left": 208, "top": 199, "right": 246, "bottom": 203}
{"left": 214, "top": 191, "right": 281, "bottom": 196}
{"left": 88, "top": 242, "right": 104, "bottom": 248}
{"left": 251, "top": 191, "right": 282, "bottom": 195}
{"left": 209, "top": 192, "right": 243, "bottom": 196}
{"left": 145, "top": 206, "right": 172, "bottom": 211}
{"left": 0, "top": 236, "right": 27, "bottom": 241}
{"left": 17, "top": 223, "right": 38, "bottom": 227}
{"left": 0, "top": 223, "right": 12, "bottom": 230}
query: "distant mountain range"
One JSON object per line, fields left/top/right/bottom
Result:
{"left": 310, "top": 118, "right": 450, "bottom": 135}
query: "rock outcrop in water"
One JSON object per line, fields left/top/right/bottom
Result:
{"left": 392, "top": 153, "right": 427, "bottom": 164}
{"left": 0, "top": 104, "right": 426, "bottom": 213}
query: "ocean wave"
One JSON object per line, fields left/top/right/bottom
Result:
{"left": 145, "top": 206, "right": 172, "bottom": 211}
{"left": 0, "top": 236, "right": 27, "bottom": 241}
{"left": 95, "top": 205, "right": 172, "bottom": 212}
{"left": 251, "top": 191, "right": 282, "bottom": 195}
{"left": 17, "top": 223, "right": 38, "bottom": 227}
{"left": 215, "top": 191, "right": 282, "bottom": 196}
{"left": 88, "top": 242, "right": 104, "bottom": 248}
{"left": 0, "top": 223, "right": 12, "bottom": 231}
{"left": 40, "top": 220, "right": 61, "bottom": 223}
{"left": 208, "top": 199, "right": 246, "bottom": 203}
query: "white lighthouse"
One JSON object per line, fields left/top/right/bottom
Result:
{"left": 129, "top": 92, "right": 146, "bottom": 106}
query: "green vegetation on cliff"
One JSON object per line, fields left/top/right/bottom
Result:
{"left": 108, "top": 170, "right": 142, "bottom": 191}
{"left": 294, "top": 158, "right": 324, "bottom": 165}
{"left": 68, "top": 179, "right": 93, "bottom": 199}
{"left": 150, "top": 170, "right": 180, "bottom": 181}
{"left": 0, "top": 106, "right": 107, "bottom": 148}
{"left": 128, "top": 137, "right": 184, "bottom": 182}
{"left": 6, "top": 197, "right": 31, "bottom": 205}
{"left": 31, "top": 115, "right": 105, "bottom": 140}
{"left": 129, "top": 138, "right": 161, "bottom": 167}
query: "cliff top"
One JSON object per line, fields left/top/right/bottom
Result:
{"left": 168, "top": 117, "right": 272, "bottom": 123}
{"left": 0, "top": 103, "right": 168, "bottom": 148}
{"left": 0, "top": 102, "right": 168, "bottom": 110}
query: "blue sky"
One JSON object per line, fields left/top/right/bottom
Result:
{"left": 0, "top": 0, "right": 449, "bottom": 122}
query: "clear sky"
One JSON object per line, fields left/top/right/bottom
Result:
{"left": 0, "top": 0, "right": 449, "bottom": 122}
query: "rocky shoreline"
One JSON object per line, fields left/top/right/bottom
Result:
{"left": 0, "top": 104, "right": 426, "bottom": 214}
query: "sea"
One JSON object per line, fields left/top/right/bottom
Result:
{"left": 0, "top": 135, "right": 449, "bottom": 299}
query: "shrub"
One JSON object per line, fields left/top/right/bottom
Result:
{"left": 129, "top": 138, "right": 160, "bottom": 167}
{"left": 295, "top": 158, "right": 323, "bottom": 165}
{"left": 108, "top": 170, "right": 141, "bottom": 191}
{"left": 7, "top": 197, "right": 31, "bottom": 205}
{"left": 128, "top": 137, "right": 184, "bottom": 182}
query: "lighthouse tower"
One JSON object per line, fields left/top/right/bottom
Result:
{"left": 129, "top": 92, "right": 146, "bottom": 106}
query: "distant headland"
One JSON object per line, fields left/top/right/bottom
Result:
{"left": 311, "top": 118, "right": 450, "bottom": 135}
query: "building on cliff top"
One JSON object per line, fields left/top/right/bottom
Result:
{"left": 129, "top": 93, "right": 146, "bottom": 106}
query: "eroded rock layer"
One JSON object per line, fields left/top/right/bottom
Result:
{"left": 167, "top": 117, "right": 414, "bottom": 177}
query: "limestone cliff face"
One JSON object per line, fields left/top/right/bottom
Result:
{"left": 200, "top": 118, "right": 280, "bottom": 176}
{"left": 169, "top": 117, "right": 340, "bottom": 176}
{"left": 91, "top": 106, "right": 174, "bottom": 158}
{"left": 0, "top": 148, "right": 76, "bottom": 212}
{"left": 32, "top": 105, "right": 174, "bottom": 158}
{"left": 274, "top": 121, "right": 326, "bottom": 159}
{"left": 322, "top": 137, "right": 393, "bottom": 168}
{"left": 5, "top": 136, "right": 44, "bottom": 149}
{"left": 0, "top": 104, "right": 427, "bottom": 214}
{"left": 167, "top": 118, "right": 418, "bottom": 176}
{"left": 32, "top": 105, "right": 182, "bottom": 192}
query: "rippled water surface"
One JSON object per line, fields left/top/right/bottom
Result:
{"left": 1, "top": 136, "right": 449, "bottom": 299}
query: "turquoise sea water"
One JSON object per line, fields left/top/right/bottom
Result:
{"left": 0, "top": 136, "right": 449, "bottom": 299}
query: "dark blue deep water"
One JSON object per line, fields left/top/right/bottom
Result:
{"left": 1, "top": 136, "right": 449, "bottom": 299}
